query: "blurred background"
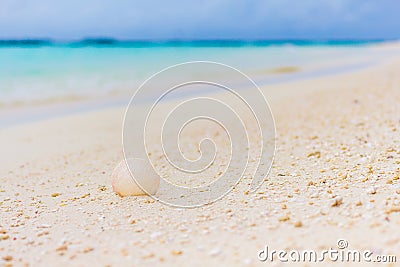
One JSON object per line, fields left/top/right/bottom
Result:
{"left": 0, "top": 0, "right": 399, "bottom": 123}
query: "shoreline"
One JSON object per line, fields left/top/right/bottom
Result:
{"left": 2, "top": 41, "right": 399, "bottom": 115}
{"left": 0, "top": 55, "right": 385, "bottom": 129}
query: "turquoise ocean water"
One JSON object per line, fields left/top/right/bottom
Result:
{"left": 0, "top": 39, "right": 395, "bottom": 105}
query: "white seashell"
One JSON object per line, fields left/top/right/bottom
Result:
{"left": 112, "top": 158, "right": 160, "bottom": 196}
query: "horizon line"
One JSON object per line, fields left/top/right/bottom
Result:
{"left": 0, "top": 37, "right": 397, "bottom": 41}
{"left": 0, "top": 38, "right": 397, "bottom": 48}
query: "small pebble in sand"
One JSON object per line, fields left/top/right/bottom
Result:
{"left": 82, "top": 247, "right": 94, "bottom": 253}
{"left": 278, "top": 215, "right": 290, "bottom": 222}
{"left": 331, "top": 197, "right": 343, "bottom": 207}
{"left": 112, "top": 158, "right": 160, "bottom": 197}
{"left": 367, "top": 187, "right": 377, "bottom": 195}
{"left": 98, "top": 185, "right": 107, "bottom": 191}
{"left": 367, "top": 166, "right": 374, "bottom": 174}
{"left": 2, "top": 255, "right": 12, "bottom": 261}
{"left": 121, "top": 249, "right": 128, "bottom": 256}
{"left": 0, "top": 234, "right": 9, "bottom": 240}
{"left": 385, "top": 206, "right": 400, "bottom": 214}
{"left": 338, "top": 172, "right": 348, "bottom": 180}
{"left": 171, "top": 250, "right": 183, "bottom": 256}
{"left": 141, "top": 252, "right": 155, "bottom": 259}
{"left": 37, "top": 231, "right": 49, "bottom": 237}
{"left": 51, "top": 193, "right": 60, "bottom": 197}
{"left": 56, "top": 245, "right": 68, "bottom": 252}
{"left": 294, "top": 221, "right": 303, "bottom": 227}
{"left": 307, "top": 151, "right": 321, "bottom": 158}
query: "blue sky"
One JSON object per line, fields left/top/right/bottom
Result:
{"left": 0, "top": 0, "right": 399, "bottom": 40}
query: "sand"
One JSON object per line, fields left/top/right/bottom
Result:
{"left": 1, "top": 51, "right": 400, "bottom": 266}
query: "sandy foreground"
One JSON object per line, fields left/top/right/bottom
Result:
{"left": 1, "top": 55, "right": 400, "bottom": 266}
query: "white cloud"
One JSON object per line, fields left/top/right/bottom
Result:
{"left": 0, "top": 0, "right": 398, "bottom": 39}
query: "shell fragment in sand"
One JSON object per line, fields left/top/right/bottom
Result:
{"left": 111, "top": 158, "right": 160, "bottom": 196}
